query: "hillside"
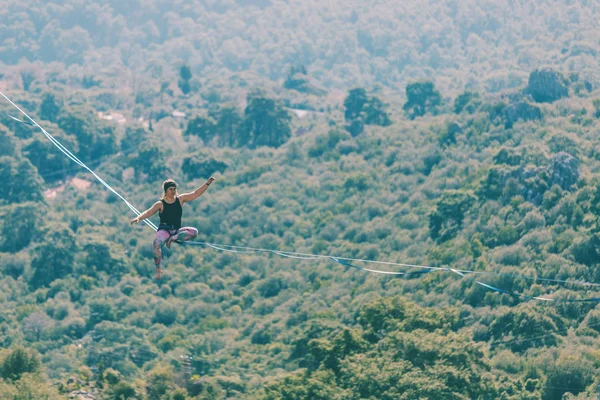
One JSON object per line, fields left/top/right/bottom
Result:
{"left": 1, "top": 1, "right": 600, "bottom": 399}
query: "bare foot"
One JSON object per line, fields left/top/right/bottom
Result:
{"left": 155, "top": 266, "right": 163, "bottom": 280}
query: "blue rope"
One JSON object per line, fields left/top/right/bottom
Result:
{"left": 2, "top": 91, "right": 600, "bottom": 303}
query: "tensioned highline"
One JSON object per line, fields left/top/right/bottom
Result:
{"left": 1, "top": 90, "right": 599, "bottom": 303}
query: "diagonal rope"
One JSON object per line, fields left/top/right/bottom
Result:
{"left": 2, "top": 91, "right": 600, "bottom": 302}
{"left": 0, "top": 93, "right": 158, "bottom": 231}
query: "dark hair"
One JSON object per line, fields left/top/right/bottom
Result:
{"left": 161, "top": 179, "right": 177, "bottom": 199}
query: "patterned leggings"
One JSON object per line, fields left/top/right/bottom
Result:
{"left": 152, "top": 227, "right": 198, "bottom": 267}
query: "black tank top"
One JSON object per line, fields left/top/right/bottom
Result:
{"left": 159, "top": 197, "right": 182, "bottom": 229}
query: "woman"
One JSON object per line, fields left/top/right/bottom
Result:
{"left": 130, "top": 177, "right": 215, "bottom": 279}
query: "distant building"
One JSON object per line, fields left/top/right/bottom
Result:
{"left": 97, "top": 111, "right": 127, "bottom": 125}
{"left": 289, "top": 109, "right": 310, "bottom": 118}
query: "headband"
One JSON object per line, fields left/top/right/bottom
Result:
{"left": 164, "top": 182, "right": 177, "bottom": 192}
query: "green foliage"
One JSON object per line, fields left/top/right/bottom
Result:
{"left": 87, "top": 301, "right": 116, "bottom": 329}
{"left": 257, "top": 277, "right": 287, "bottom": 298}
{"left": 0, "top": 347, "right": 41, "bottom": 381}
{"left": 39, "top": 93, "right": 61, "bottom": 123}
{"left": 121, "top": 126, "right": 148, "bottom": 153}
{"left": 0, "top": 202, "right": 42, "bottom": 252}
{"left": 542, "top": 354, "right": 592, "bottom": 400}
{"left": 0, "top": 373, "right": 62, "bottom": 399}
{"left": 110, "top": 382, "right": 137, "bottom": 399}
{"left": 146, "top": 365, "right": 176, "bottom": 400}
{"left": 179, "top": 65, "right": 192, "bottom": 95}
{"left": 344, "top": 88, "right": 369, "bottom": 121}
{"left": 263, "top": 298, "right": 508, "bottom": 399}
{"left": 129, "top": 142, "right": 170, "bottom": 181}
{"left": 242, "top": 93, "right": 292, "bottom": 148}
{"left": 0, "top": 156, "right": 44, "bottom": 204}
{"left": 3, "top": 4, "right": 600, "bottom": 398}
{"left": 454, "top": 91, "right": 481, "bottom": 114}
{"left": 185, "top": 115, "right": 216, "bottom": 143}
{"left": 284, "top": 64, "right": 326, "bottom": 95}
{"left": 0, "top": 127, "right": 18, "bottom": 158}
{"left": 429, "top": 190, "right": 476, "bottom": 242}
{"left": 308, "top": 129, "right": 350, "bottom": 158}
{"left": 22, "top": 130, "right": 78, "bottom": 182}
{"left": 345, "top": 118, "right": 364, "bottom": 136}
{"left": 284, "top": 64, "right": 308, "bottom": 91}
{"left": 182, "top": 157, "right": 228, "bottom": 180}
{"left": 20, "top": 71, "right": 35, "bottom": 92}
{"left": 343, "top": 88, "right": 391, "bottom": 134}
{"left": 212, "top": 106, "right": 244, "bottom": 147}
{"left": 526, "top": 68, "right": 569, "bottom": 103}
{"left": 153, "top": 303, "right": 179, "bottom": 326}
{"left": 30, "top": 237, "right": 75, "bottom": 289}
{"left": 593, "top": 99, "right": 600, "bottom": 118}
{"left": 403, "top": 81, "right": 441, "bottom": 119}
{"left": 489, "top": 306, "right": 562, "bottom": 352}
{"left": 187, "top": 375, "right": 226, "bottom": 399}
{"left": 83, "top": 241, "right": 128, "bottom": 276}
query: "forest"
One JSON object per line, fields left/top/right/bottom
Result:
{"left": 1, "top": 0, "right": 600, "bottom": 399}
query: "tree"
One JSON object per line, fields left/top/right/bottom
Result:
{"left": 429, "top": 191, "right": 476, "bottom": 242}
{"left": 345, "top": 118, "right": 364, "bottom": 137}
{"left": 283, "top": 64, "right": 325, "bottom": 95}
{"left": 343, "top": 89, "right": 391, "bottom": 135}
{"left": 23, "top": 130, "right": 78, "bottom": 183}
{"left": 57, "top": 106, "right": 117, "bottom": 162}
{"left": 82, "top": 75, "right": 101, "bottom": 88}
{"left": 129, "top": 142, "right": 170, "bottom": 181}
{"left": 403, "top": 81, "right": 441, "bottom": 119}
{"left": 0, "top": 202, "right": 42, "bottom": 252}
{"left": 526, "top": 68, "right": 569, "bottom": 103}
{"left": 343, "top": 88, "right": 369, "bottom": 121}
{"left": 593, "top": 99, "right": 600, "bottom": 118}
{"left": 87, "top": 302, "right": 116, "bottom": 330}
{"left": 543, "top": 355, "right": 591, "bottom": 400}
{"left": 184, "top": 115, "right": 216, "bottom": 143}
{"left": 110, "top": 382, "right": 137, "bottom": 399}
{"left": 363, "top": 97, "right": 391, "bottom": 126}
{"left": 30, "top": 242, "right": 75, "bottom": 288}
{"left": 453, "top": 91, "right": 480, "bottom": 114}
{"left": 0, "top": 156, "right": 44, "bottom": 204}
{"left": 0, "top": 347, "right": 41, "bottom": 381}
{"left": 153, "top": 304, "right": 179, "bottom": 326}
{"left": 30, "top": 225, "right": 76, "bottom": 288}
{"left": 121, "top": 126, "right": 148, "bottom": 153}
{"left": 22, "top": 313, "right": 51, "bottom": 342}
{"left": 213, "top": 106, "right": 244, "bottom": 147}
{"left": 242, "top": 93, "right": 291, "bottom": 148}
{"left": 39, "top": 93, "right": 61, "bottom": 122}
{"left": 20, "top": 71, "right": 35, "bottom": 91}
{"left": 179, "top": 65, "right": 192, "bottom": 95}
{"left": 284, "top": 64, "right": 309, "bottom": 91}
{"left": 0, "top": 127, "right": 17, "bottom": 157}
{"left": 146, "top": 365, "right": 176, "bottom": 400}
{"left": 182, "top": 157, "right": 228, "bottom": 180}
{"left": 16, "top": 159, "right": 45, "bottom": 203}
{"left": 83, "top": 241, "right": 128, "bottom": 276}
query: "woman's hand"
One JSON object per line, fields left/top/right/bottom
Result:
{"left": 130, "top": 217, "right": 139, "bottom": 225}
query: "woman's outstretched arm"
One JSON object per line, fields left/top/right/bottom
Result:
{"left": 130, "top": 201, "right": 162, "bottom": 224}
{"left": 179, "top": 177, "right": 216, "bottom": 204}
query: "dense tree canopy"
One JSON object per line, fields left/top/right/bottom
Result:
{"left": 1, "top": 0, "right": 600, "bottom": 399}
